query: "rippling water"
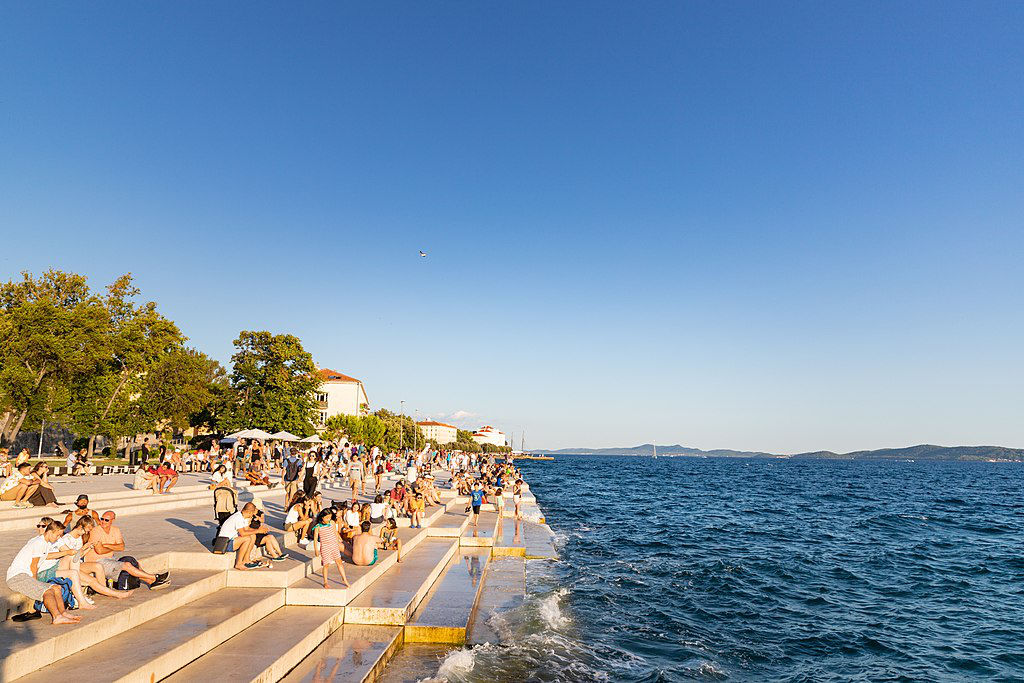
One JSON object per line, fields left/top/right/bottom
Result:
{"left": 432, "top": 455, "right": 1024, "bottom": 681}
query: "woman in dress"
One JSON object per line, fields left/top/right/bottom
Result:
{"left": 312, "top": 509, "right": 349, "bottom": 588}
{"left": 303, "top": 455, "right": 320, "bottom": 497}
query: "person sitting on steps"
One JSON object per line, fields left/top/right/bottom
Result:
{"left": 82, "top": 511, "right": 170, "bottom": 589}
{"left": 213, "top": 503, "right": 287, "bottom": 569}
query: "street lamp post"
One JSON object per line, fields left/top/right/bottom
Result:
{"left": 414, "top": 410, "right": 419, "bottom": 451}
{"left": 400, "top": 400, "right": 405, "bottom": 451}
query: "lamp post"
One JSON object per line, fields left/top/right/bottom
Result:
{"left": 414, "top": 410, "right": 419, "bottom": 451}
{"left": 400, "top": 400, "right": 405, "bottom": 451}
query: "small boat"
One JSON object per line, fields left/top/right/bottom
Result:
{"left": 515, "top": 454, "right": 554, "bottom": 461}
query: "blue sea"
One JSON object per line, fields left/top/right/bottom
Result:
{"left": 428, "top": 455, "right": 1024, "bottom": 681}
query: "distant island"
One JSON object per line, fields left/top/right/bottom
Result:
{"left": 534, "top": 444, "right": 1024, "bottom": 462}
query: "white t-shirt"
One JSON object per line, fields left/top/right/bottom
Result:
{"left": 343, "top": 510, "right": 360, "bottom": 527}
{"left": 369, "top": 502, "right": 386, "bottom": 518}
{"left": 56, "top": 533, "right": 83, "bottom": 551}
{"left": 7, "top": 535, "right": 51, "bottom": 580}
{"left": 217, "top": 511, "right": 248, "bottom": 540}
{"left": 0, "top": 470, "right": 24, "bottom": 494}
{"left": 285, "top": 507, "right": 299, "bottom": 525}
{"left": 407, "top": 465, "right": 418, "bottom": 484}
{"left": 212, "top": 470, "right": 233, "bottom": 488}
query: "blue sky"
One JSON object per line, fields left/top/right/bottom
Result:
{"left": 2, "top": 3, "right": 1022, "bottom": 452}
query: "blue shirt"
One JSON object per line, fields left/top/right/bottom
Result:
{"left": 470, "top": 490, "right": 484, "bottom": 506}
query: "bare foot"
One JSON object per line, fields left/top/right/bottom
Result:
{"left": 52, "top": 615, "right": 77, "bottom": 625}
{"left": 114, "top": 590, "right": 135, "bottom": 599}
{"left": 78, "top": 601, "right": 97, "bottom": 610}
{"left": 234, "top": 565, "right": 248, "bottom": 571}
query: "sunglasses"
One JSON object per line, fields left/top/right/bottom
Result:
{"left": 100, "top": 518, "right": 113, "bottom": 522}
{"left": 36, "top": 524, "right": 46, "bottom": 529}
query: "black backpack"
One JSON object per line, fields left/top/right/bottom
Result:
{"left": 284, "top": 458, "right": 302, "bottom": 482}
{"left": 114, "top": 556, "right": 142, "bottom": 590}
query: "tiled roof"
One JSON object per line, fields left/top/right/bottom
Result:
{"left": 318, "top": 368, "right": 361, "bottom": 383}
{"left": 418, "top": 421, "right": 458, "bottom": 429}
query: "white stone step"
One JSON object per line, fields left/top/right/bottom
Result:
{"left": 285, "top": 527, "right": 431, "bottom": 608}
{"left": 467, "top": 556, "right": 526, "bottom": 645}
{"left": 459, "top": 512, "right": 500, "bottom": 547}
{"left": 280, "top": 624, "right": 403, "bottom": 683}
{"left": 161, "top": 605, "right": 344, "bottom": 683}
{"left": 14, "top": 587, "right": 284, "bottom": 683}
{"left": 0, "top": 569, "right": 225, "bottom": 681}
{"left": 344, "top": 539, "right": 457, "bottom": 625}
{"left": 404, "top": 547, "right": 491, "bottom": 645}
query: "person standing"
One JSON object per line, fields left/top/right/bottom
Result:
{"left": 282, "top": 449, "right": 303, "bottom": 502}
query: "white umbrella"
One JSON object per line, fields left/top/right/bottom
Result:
{"left": 226, "top": 428, "right": 274, "bottom": 440}
{"left": 270, "top": 431, "right": 301, "bottom": 441}
{"left": 300, "top": 434, "right": 324, "bottom": 443}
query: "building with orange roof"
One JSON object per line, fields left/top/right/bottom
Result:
{"left": 315, "top": 368, "right": 369, "bottom": 427}
{"left": 471, "top": 425, "right": 507, "bottom": 448}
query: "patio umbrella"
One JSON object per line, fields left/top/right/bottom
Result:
{"left": 270, "top": 431, "right": 301, "bottom": 441}
{"left": 300, "top": 434, "right": 324, "bottom": 443}
{"left": 226, "top": 428, "right": 274, "bottom": 440}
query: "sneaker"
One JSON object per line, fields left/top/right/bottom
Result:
{"left": 149, "top": 573, "right": 170, "bottom": 590}
{"left": 299, "top": 538, "right": 310, "bottom": 547}
{"left": 244, "top": 561, "right": 263, "bottom": 569}
{"left": 271, "top": 554, "right": 288, "bottom": 562}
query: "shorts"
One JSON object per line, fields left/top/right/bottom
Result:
{"left": 367, "top": 548, "right": 378, "bottom": 566}
{"left": 370, "top": 516, "right": 384, "bottom": 524}
{"left": 212, "top": 537, "right": 232, "bottom": 554}
{"left": 98, "top": 558, "right": 124, "bottom": 576}
{"left": 472, "top": 505, "right": 481, "bottom": 515}
{"left": 37, "top": 565, "right": 58, "bottom": 583}
{"left": 7, "top": 572, "right": 51, "bottom": 601}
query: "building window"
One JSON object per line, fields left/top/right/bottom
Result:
{"left": 318, "top": 411, "right": 327, "bottom": 425}
{"left": 315, "top": 392, "right": 328, "bottom": 403}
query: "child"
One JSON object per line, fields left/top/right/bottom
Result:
{"left": 410, "top": 493, "right": 425, "bottom": 529}
{"left": 494, "top": 487, "right": 505, "bottom": 519}
{"left": 312, "top": 509, "right": 349, "bottom": 589}
{"left": 378, "top": 518, "right": 402, "bottom": 562}
{"left": 513, "top": 479, "right": 523, "bottom": 520}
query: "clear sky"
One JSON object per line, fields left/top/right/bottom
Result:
{"left": 2, "top": 2, "right": 1022, "bottom": 452}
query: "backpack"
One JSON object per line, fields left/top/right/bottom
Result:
{"left": 35, "top": 576, "right": 75, "bottom": 612}
{"left": 114, "top": 556, "right": 142, "bottom": 590}
{"left": 284, "top": 457, "right": 302, "bottom": 482}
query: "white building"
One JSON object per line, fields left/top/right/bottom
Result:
{"left": 417, "top": 421, "right": 458, "bottom": 445}
{"left": 471, "top": 425, "right": 507, "bottom": 448}
{"left": 315, "top": 369, "right": 369, "bottom": 427}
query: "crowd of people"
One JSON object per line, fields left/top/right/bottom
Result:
{"left": 2, "top": 435, "right": 526, "bottom": 623}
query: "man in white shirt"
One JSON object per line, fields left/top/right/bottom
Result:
{"left": 6, "top": 521, "right": 80, "bottom": 624}
{"left": 213, "top": 503, "right": 286, "bottom": 570}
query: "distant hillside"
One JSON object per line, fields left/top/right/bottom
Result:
{"left": 535, "top": 443, "right": 1024, "bottom": 461}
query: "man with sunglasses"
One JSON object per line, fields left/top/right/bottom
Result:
{"left": 82, "top": 511, "right": 170, "bottom": 590}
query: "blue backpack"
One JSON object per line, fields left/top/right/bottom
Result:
{"left": 35, "top": 576, "right": 75, "bottom": 612}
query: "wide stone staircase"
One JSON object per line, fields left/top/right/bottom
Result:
{"left": 0, "top": 473, "right": 555, "bottom": 683}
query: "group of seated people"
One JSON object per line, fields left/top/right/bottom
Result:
{"left": 132, "top": 461, "right": 180, "bottom": 494}
{"left": 1, "top": 461, "right": 62, "bottom": 508}
{"left": 5, "top": 503, "right": 170, "bottom": 625}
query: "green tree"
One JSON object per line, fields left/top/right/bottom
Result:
{"left": 142, "top": 348, "right": 217, "bottom": 432}
{"left": 0, "top": 270, "right": 109, "bottom": 445}
{"left": 188, "top": 356, "right": 232, "bottom": 433}
{"left": 228, "top": 331, "right": 318, "bottom": 436}
{"left": 67, "top": 275, "right": 186, "bottom": 457}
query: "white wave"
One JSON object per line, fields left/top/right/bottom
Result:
{"left": 539, "top": 588, "right": 570, "bottom": 629}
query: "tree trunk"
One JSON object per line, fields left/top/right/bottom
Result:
{"left": 5, "top": 409, "right": 28, "bottom": 446}
{"left": 87, "top": 434, "right": 97, "bottom": 459}
{"left": 0, "top": 410, "right": 12, "bottom": 442}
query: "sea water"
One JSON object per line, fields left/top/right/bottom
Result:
{"left": 416, "top": 455, "right": 1024, "bottom": 681}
